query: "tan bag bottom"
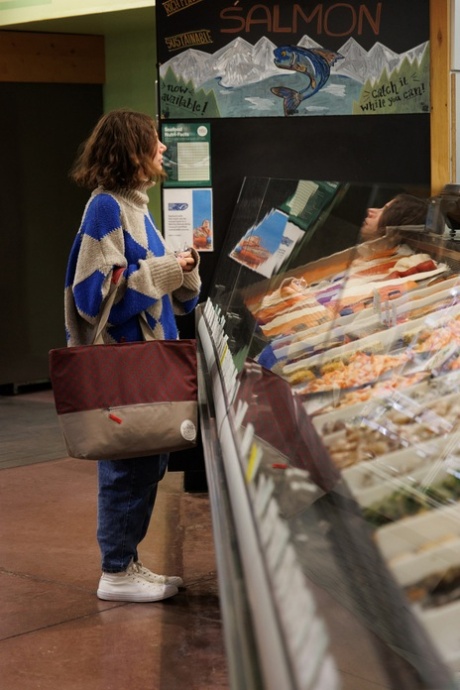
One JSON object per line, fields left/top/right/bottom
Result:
{"left": 58, "top": 401, "right": 198, "bottom": 460}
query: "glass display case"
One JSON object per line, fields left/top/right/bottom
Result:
{"left": 196, "top": 177, "right": 460, "bottom": 690}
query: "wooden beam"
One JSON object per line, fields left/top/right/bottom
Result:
{"left": 430, "top": 0, "right": 451, "bottom": 194}
{"left": 453, "top": 72, "right": 457, "bottom": 182}
{"left": 0, "top": 31, "right": 105, "bottom": 84}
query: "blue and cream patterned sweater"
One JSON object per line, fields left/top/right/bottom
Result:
{"left": 65, "top": 186, "right": 201, "bottom": 346}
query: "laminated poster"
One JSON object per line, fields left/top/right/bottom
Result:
{"left": 164, "top": 187, "right": 214, "bottom": 252}
{"left": 162, "top": 122, "right": 211, "bottom": 187}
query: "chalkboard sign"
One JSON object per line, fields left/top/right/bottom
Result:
{"left": 157, "top": 0, "right": 430, "bottom": 119}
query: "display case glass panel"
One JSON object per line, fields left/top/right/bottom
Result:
{"left": 201, "top": 177, "right": 460, "bottom": 688}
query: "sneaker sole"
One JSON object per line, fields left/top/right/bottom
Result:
{"left": 96, "top": 586, "right": 178, "bottom": 603}
{"left": 143, "top": 576, "right": 184, "bottom": 588}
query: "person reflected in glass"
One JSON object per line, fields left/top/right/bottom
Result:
{"left": 360, "top": 193, "right": 429, "bottom": 240}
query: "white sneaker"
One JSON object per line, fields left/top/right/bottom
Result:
{"left": 133, "top": 560, "right": 184, "bottom": 588}
{"left": 97, "top": 561, "right": 178, "bottom": 602}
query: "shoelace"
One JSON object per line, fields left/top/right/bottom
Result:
{"left": 131, "top": 561, "right": 159, "bottom": 579}
{"left": 130, "top": 561, "right": 144, "bottom": 574}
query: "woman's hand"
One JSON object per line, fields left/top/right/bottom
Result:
{"left": 176, "top": 249, "right": 196, "bottom": 273}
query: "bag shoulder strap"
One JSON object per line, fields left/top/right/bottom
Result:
{"left": 139, "top": 311, "right": 154, "bottom": 341}
{"left": 93, "top": 281, "right": 118, "bottom": 345}
{"left": 93, "top": 277, "right": 154, "bottom": 345}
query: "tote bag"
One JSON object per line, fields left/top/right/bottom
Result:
{"left": 49, "top": 282, "right": 198, "bottom": 460}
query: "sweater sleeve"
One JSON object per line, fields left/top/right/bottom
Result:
{"left": 171, "top": 247, "right": 202, "bottom": 315}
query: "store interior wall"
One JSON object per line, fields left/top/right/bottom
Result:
{"left": 0, "top": 6, "right": 159, "bottom": 388}
{"left": 0, "top": 82, "right": 103, "bottom": 386}
{"left": 104, "top": 19, "right": 161, "bottom": 223}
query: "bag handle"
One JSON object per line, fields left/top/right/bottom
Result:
{"left": 93, "top": 278, "right": 119, "bottom": 345}
{"left": 93, "top": 269, "right": 154, "bottom": 345}
{"left": 139, "top": 311, "right": 154, "bottom": 341}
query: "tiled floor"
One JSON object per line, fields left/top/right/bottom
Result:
{"left": 0, "top": 390, "right": 229, "bottom": 690}
{"left": 3, "top": 391, "right": 455, "bottom": 690}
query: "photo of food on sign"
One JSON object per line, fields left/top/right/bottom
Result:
{"left": 157, "top": 0, "right": 430, "bottom": 118}
{"left": 193, "top": 218, "right": 212, "bottom": 250}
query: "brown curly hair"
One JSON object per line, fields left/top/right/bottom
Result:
{"left": 378, "top": 193, "right": 429, "bottom": 230}
{"left": 70, "top": 108, "right": 166, "bottom": 190}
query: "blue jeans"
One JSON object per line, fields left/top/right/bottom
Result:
{"left": 97, "top": 454, "right": 169, "bottom": 573}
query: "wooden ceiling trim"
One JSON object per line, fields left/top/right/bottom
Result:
{"left": 0, "top": 31, "right": 105, "bottom": 84}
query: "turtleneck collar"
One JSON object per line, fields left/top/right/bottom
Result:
{"left": 94, "top": 182, "right": 156, "bottom": 209}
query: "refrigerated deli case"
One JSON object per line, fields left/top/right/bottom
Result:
{"left": 196, "top": 178, "right": 460, "bottom": 690}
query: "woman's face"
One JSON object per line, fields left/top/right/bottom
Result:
{"left": 153, "top": 138, "right": 167, "bottom": 170}
{"left": 360, "top": 201, "right": 393, "bottom": 239}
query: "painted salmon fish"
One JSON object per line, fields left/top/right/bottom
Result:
{"left": 271, "top": 45, "right": 343, "bottom": 115}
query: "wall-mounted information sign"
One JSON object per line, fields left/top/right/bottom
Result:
{"left": 162, "top": 121, "right": 211, "bottom": 186}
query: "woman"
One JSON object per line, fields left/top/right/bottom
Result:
{"left": 64, "top": 109, "right": 201, "bottom": 602}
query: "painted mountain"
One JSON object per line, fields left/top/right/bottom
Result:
{"left": 159, "top": 36, "right": 430, "bottom": 118}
